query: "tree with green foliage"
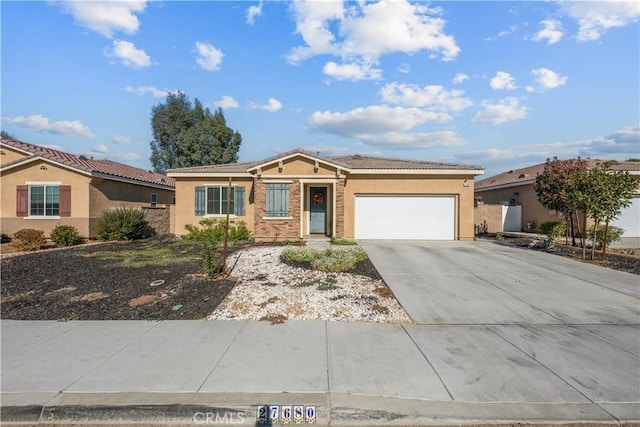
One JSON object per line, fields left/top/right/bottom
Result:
{"left": 534, "top": 158, "right": 587, "bottom": 246}
{"left": 149, "top": 92, "right": 242, "bottom": 173}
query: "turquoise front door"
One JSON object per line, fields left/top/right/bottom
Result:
{"left": 309, "top": 187, "right": 327, "bottom": 234}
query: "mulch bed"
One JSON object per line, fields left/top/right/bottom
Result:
{"left": 487, "top": 236, "right": 640, "bottom": 275}
{"left": 1, "top": 237, "right": 234, "bottom": 320}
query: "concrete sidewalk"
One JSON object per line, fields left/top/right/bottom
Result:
{"left": 2, "top": 319, "right": 639, "bottom": 425}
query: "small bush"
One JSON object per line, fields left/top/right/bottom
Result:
{"left": 50, "top": 224, "right": 82, "bottom": 246}
{"left": 96, "top": 207, "right": 150, "bottom": 241}
{"left": 540, "top": 221, "right": 565, "bottom": 243}
{"left": 184, "top": 219, "right": 251, "bottom": 244}
{"left": 203, "top": 245, "right": 224, "bottom": 278}
{"left": 11, "top": 228, "right": 46, "bottom": 251}
{"left": 311, "top": 247, "right": 368, "bottom": 272}
{"left": 330, "top": 236, "right": 357, "bottom": 246}
{"left": 280, "top": 246, "right": 324, "bottom": 263}
{"left": 588, "top": 225, "right": 624, "bottom": 249}
{"left": 1, "top": 232, "right": 11, "bottom": 243}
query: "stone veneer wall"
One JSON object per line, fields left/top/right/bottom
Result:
{"left": 142, "top": 206, "right": 171, "bottom": 235}
{"left": 335, "top": 178, "right": 345, "bottom": 238}
{"left": 253, "top": 178, "right": 301, "bottom": 241}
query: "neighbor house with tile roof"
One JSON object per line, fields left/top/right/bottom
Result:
{"left": 474, "top": 158, "right": 640, "bottom": 239}
{"left": 0, "top": 136, "right": 175, "bottom": 238}
{"left": 168, "top": 149, "right": 484, "bottom": 241}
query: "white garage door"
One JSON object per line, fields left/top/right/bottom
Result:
{"left": 611, "top": 196, "right": 640, "bottom": 238}
{"left": 355, "top": 195, "right": 455, "bottom": 240}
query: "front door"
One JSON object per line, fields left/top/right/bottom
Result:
{"left": 309, "top": 187, "right": 327, "bottom": 234}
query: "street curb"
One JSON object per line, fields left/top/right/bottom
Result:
{"left": 2, "top": 393, "right": 639, "bottom": 426}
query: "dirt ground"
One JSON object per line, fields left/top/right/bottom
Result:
{"left": 0, "top": 237, "right": 235, "bottom": 320}
{"left": 0, "top": 237, "right": 387, "bottom": 321}
{"left": 487, "top": 235, "right": 640, "bottom": 275}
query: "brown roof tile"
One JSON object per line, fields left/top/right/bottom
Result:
{"left": 476, "top": 158, "right": 640, "bottom": 190}
{"left": 1, "top": 137, "right": 174, "bottom": 188}
{"left": 168, "top": 148, "right": 483, "bottom": 174}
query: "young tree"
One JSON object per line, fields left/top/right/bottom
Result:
{"left": 568, "top": 165, "right": 607, "bottom": 260}
{"left": 598, "top": 165, "right": 638, "bottom": 260}
{"left": 149, "top": 92, "right": 242, "bottom": 173}
{"left": 534, "top": 158, "right": 587, "bottom": 246}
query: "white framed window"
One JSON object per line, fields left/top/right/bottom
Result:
{"left": 29, "top": 185, "right": 59, "bottom": 216}
{"left": 194, "top": 185, "right": 245, "bottom": 216}
{"left": 150, "top": 193, "right": 158, "bottom": 207}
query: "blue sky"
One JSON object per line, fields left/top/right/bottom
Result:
{"left": 2, "top": 1, "right": 639, "bottom": 177}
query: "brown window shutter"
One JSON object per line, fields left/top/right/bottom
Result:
{"left": 59, "top": 185, "right": 71, "bottom": 217}
{"left": 16, "top": 185, "right": 28, "bottom": 217}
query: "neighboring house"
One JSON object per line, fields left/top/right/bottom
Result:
{"left": 168, "top": 149, "right": 484, "bottom": 241}
{"left": 474, "top": 158, "right": 640, "bottom": 238}
{"left": 1, "top": 137, "right": 175, "bottom": 238}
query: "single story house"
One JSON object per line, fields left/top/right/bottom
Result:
{"left": 167, "top": 149, "right": 484, "bottom": 241}
{"left": 474, "top": 158, "right": 640, "bottom": 238}
{"left": 1, "top": 136, "right": 175, "bottom": 238}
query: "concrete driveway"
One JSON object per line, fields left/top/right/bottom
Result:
{"left": 360, "top": 240, "right": 640, "bottom": 325}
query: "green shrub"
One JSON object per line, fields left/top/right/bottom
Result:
{"left": 587, "top": 225, "right": 624, "bottom": 249}
{"left": 540, "top": 221, "right": 565, "bottom": 243}
{"left": 184, "top": 219, "right": 251, "bottom": 244}
{"left": 280, "top": 246, "right": 324, "bottom": 263}
{"left": 281, "top": 246, "right": 368, "bottom": 273}
{"left": 95, "top": 207, "right": 150, "bottom": 241}
{"left": 50, "top": 224, "right": 82, "bottom": 246}
{"left": 311, "top": 247, "right": 368, "bottom": 272}
{"left": 11, "top": 228, "right": 46, "bottom": 251}
{"left": 203, "top": 245, "right": 224, "bottom": 278}
{"left": 330, "top": 236, "right": 357, "bottom": 245}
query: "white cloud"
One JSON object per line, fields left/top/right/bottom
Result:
{"left": 304, "top": 145, "right": 351, "bottom": 156}
{"left": 380, "top": 83, "right": 472, "bottom": 113}
{"left": 92, "top": 144, "right": 109, "bottom": 154}
{"left": 307, "top": 104, "right": 466, "bottom": 149}
{"left": 472, "top": 97, "right": 528, "bottom": 125}
{"left": 287, "top": 0, "right": 459, "bottom": 80}
{"left": 195, "top": 42, "right": 224, "bottom": 71}
{"left": 453, "top": 73, "right": 469, "bottom": 84}
{"left": 309, "top": 105, "right": 442, "bottom": 136}
{"left": 531, "top": 68, "right": 568, "bottom": 89}
{"left": 250, "top": 98, "right": 283, "bottom": 112}
{"left": 532, "top": 19, "right": 564, "bottom": 45}
{"left": 214, "top": 96, "right": 240, "bottom": 110}
{"left": 561, "top": 1, "right": 640, "bottom": 41}
{"left": 2, "top": 114, "right": 95, "bottom": 139}
{"left": 322, "top": 61, "right": 382, "bottom": 81}
{"left": 398, "top": 63, "right": 411, "bottom": 74}
{"left": 125, "top": 85, "right": 171, "bottom": 98}
{"left": 107, "top": 40, "right": 151, "bottom": 68}
{"left": 357, "top": 131, "right": 467, "bottom": 149}
{"left": 246, "top": 1, "right": 263, "bottom": 25}
{"left": 490, "top": 71, "right": 517, "bottom": 90}
{"left": 113, "top": 152, "right": 143, "bottom": 163}
{"left": 111, "top": 135, "right": 135, "bottom": 145}
{"left": 59, "top": 1, "right": 147, "bottom": 38}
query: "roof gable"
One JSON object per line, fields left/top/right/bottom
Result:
{"left": 247, "top": 149, "right": 349, "bottom": 173}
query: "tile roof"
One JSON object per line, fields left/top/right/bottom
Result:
{"left": 475, "top": 158, "right": 640, "bottom": 191}
{"left": 1, "top": 137, "right": 175, "bottom": 188}
{"left": 167, "top": 148, "right": 483, "bottom": 174}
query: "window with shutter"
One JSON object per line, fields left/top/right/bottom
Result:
{"left": 196, "top": 185, "right": 244, "bottom": 216}
{"left": 16, "top": 185, "right": 28, "bottom": 217}
{"left": 234, "top": 186, "right": 245, "bottom": 216}
{"left": 195, "top": 186, "right": 205, "bottom": 215}
{"left": 59, "top": 186, "right": 71, "bottom": 217}
{"left": 265, "top": 183, "right": 290, "bottom": 217}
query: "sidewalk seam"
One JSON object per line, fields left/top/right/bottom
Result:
{"left": 401, "top": 324, "right": 454, "bottom": 401}
{"left": 325, "top": 321, "right": 332, "bottom": 426}
{"left": 196, "top": 320, "right": 248, "bottom": 392}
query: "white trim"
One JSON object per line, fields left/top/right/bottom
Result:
{"left": 26, "top": 181, "right": 62, "bottom": 185}
{"left": 2, "top": 155, "right": 93, "bottom": 177}
{"left": 25, "top": 216, "right": 61, "bottom": 220}
{"left": 349, "top": 169, "right": 484, "bottom": 176}
{"left": 262, "top": 179, "right": 294, "bottom": 184}
{"left": 0, "top": 141, "right": 32, "bottom": 156}
{"left": 204, "top": 214, "right": 237, "bottom": 219}
{"left": 167, "top": 172, "right": 252, "bottom": 178}
{"left": 258, "top": 174, "right": 346, "bottom": 179}
{"left": 475, "top": 180, "right": 535, "bottom": 192}
{"left": 248, "top": 152, "right": 350, "bottom": 173}
{"left": 263, "top": 216, "right": 293, "bottom": 220}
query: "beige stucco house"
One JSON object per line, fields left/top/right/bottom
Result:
{"left": 1, "top": 137, "right": 175, "bottom": 238}
{"left": 168, "top": 149, "right": 484, "bottom": 241}
{"left": 475, "top": 159, "right": 640, "bottom": 238}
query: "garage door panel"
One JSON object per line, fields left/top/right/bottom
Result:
{"left": 611, "top": 196, "right": 639, "bottom": 238}
{"left": 355, "top": 196, "right": 455, "bottom": 240}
